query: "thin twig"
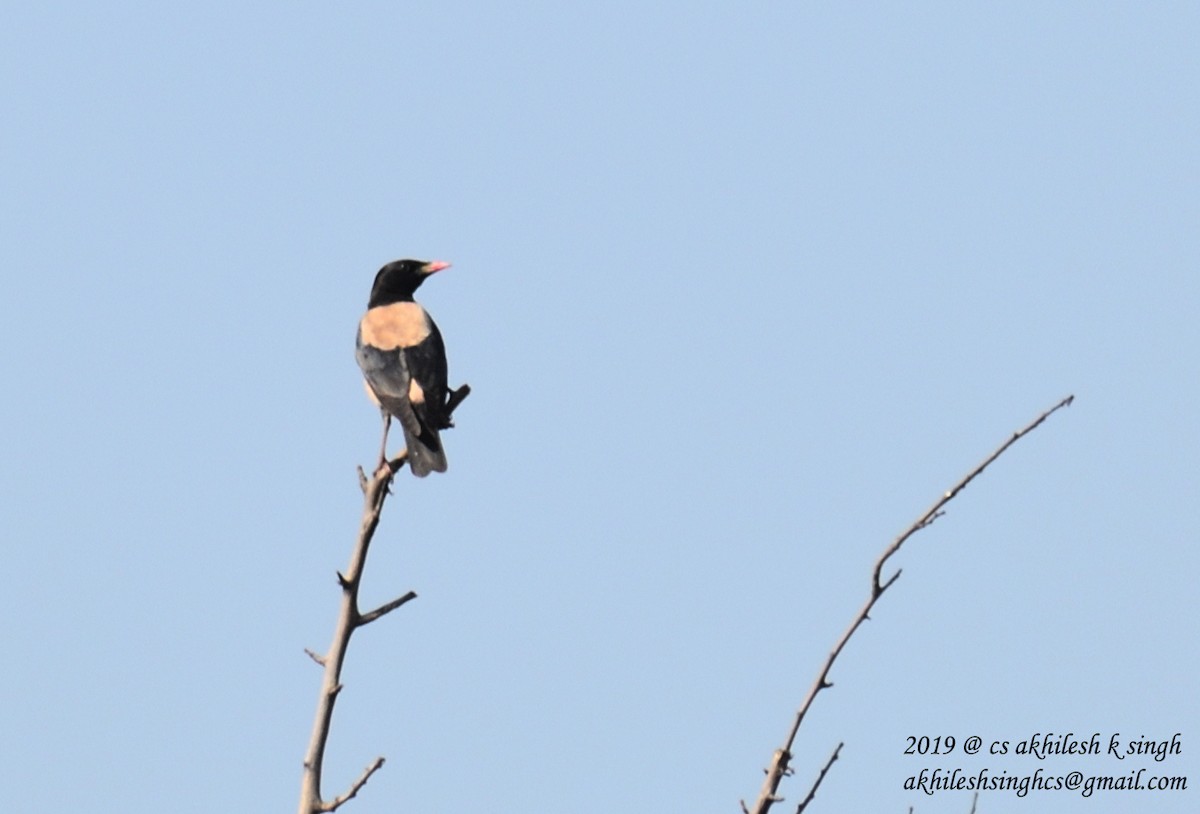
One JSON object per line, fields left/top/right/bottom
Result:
{"left": 795, "top": 742, "right": 842, "bottom": 814}
{"left": 968, "top": 790, "right": 979, "bottom": 814}
{"left": 872, "top": 395, "right": 1074, "bottom": 593}
{"left": 320, "top": 757, "right": 386, "bottom": 812}
{"left": 296, "top": 386, "right": 470, "bottom": 814}
{"left": 358, "top": 591, "right": 418, "bottom": 626}
{"left": 748, "top": 395, "right": 1073, "bottom": 814}
{"left": 445, "top": 383, "right": 472, "bottom": 416}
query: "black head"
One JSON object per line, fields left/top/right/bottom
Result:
{"left": 367, "top": 259, "right": 451, "bottom": 307}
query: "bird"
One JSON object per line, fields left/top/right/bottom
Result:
{"left": 356, "top": 258, "right": 454, "bottom": 476}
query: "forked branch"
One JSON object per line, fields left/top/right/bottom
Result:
{"left": 747, "top": 395, "right": 1074, "bottom": 814}
{"left": 297, "top": 384, "right": 470, "bottom": 814}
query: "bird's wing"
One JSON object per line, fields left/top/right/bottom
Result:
{"left": 356, "top": 329, "right": 423, "bottom": 438}
{"left": 400, "top": 320, "right": 452, "bottom": 429}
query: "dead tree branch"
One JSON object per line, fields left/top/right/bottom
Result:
{"left": 320, "top": 757, "right": 386, "bottom": 812}
{"left": 794, "top": 742, "right": 842, "bottom": 814}
{"left": 358, "top": 591, "right": 418, "bottom": 626}
{"left": 296, "top": 385, "right": 470, "bottom": 814}
{"left": 747, "top": 395, "right": 1074, "bottom": 814}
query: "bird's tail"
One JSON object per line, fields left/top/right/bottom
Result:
{"left": 402, "top": 423, "right": 447, "bottom": 477}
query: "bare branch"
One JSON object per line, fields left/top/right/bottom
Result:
{"left": 358, "top": 591, "right": 418, "bottom": 626}
{"left": 304, "top": 648, "right": 326, "bottom": 667}
{"left": 320, "top": 757, "right": 386, "bottom": 812}
{"left": 747, "top": 395, "right": 1073, "bottom": 814}
{"left": 446, "top": 383, "right": 472, "bottom": 416}
{"left": 872, "top": 394, "right": 1074, "bottom": 592}
{"left": 296, "top": 385, "right": 470, "bottom": 814}
{"left": 794, "top": 743, "right": 842, "bottom": 814}
{"left": 968, "top": 790, "right": 979, "bottom": 814}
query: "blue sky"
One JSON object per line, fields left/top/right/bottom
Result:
{"left": 1, "top": 3, "right": 1196, "bottom": 813}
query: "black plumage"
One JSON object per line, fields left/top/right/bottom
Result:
{"left": 356, "top": 259, "right": 453, "bottom": 476}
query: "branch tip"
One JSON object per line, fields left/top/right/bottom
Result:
{"left": 358, "top": 591, "right": 419, "bottom": 626}
{"left": 794, "top": 743, "right": 842, "bottom": 814}
{"left": 446, "top": 383, "right": 472, "bottom": 414}
{"left": 321, "top": 756, "right": 386, "bottom": 812}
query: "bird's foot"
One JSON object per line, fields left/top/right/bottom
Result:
{"left": 374, "top": 457, "right": 392, "bottom": 478}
